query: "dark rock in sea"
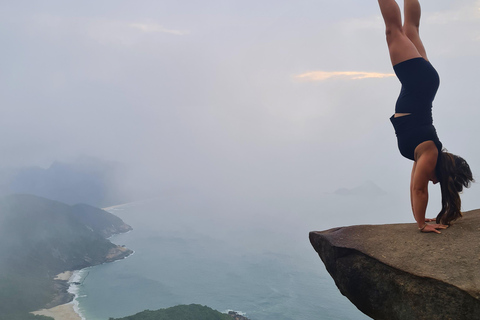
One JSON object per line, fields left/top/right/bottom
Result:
{"left": 309, "top": 209, "right": 480, "bottom": 320}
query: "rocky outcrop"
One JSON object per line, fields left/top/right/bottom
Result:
{"left": 309, "top": 209, "right": 480, "bottom": 320}
{"left": 228, "top": 311, "right": 251, "bottom": 320}
{"left": 105, "top": 245, "right": 134, "bottom": 262}
{"left": 45, "top": 280, "right": 74, "bottom": 309}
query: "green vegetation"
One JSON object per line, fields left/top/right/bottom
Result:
{"left": 109, "top": 304, "right": 232, "bottom": 320}
{"left": 0, "top": 274, "right": 54, "bottom": 315}
{"left": 71, "top": 203, "right": 132, "bottom": 238}
{"left": 0, "top": 194, "right": 132, "bottom": 318}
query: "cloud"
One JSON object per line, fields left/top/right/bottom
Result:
{"left": 426, "top": 0, "right": 480, "bottom": 24}
{"left": 294, "top": 71, "right": 395, "bottom": 81}
{"left": 129, "top": 23, "right": 189, "bottom": 35}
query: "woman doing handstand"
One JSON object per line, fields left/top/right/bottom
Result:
{"left": 378, "top": 0, "right": 474, "bottom": 233}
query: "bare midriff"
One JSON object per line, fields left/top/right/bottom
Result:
{"left": 394, "top": 113, "right": 412, "bottom": 118}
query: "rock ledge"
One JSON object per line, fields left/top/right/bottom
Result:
{"left": 309, "top": 209, "right": 480, "bottom": 320}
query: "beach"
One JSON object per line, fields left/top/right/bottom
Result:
{"left": 55, "top": 271, "right": 73, "bottom": 281}
{"left": 32, "top": 271, "right": 82, "bottom": 320}
{"left": 32, "top": 303, "right": 81, "bottom": 320}
{"left": 29, "top": 203, "right": 133, "bottom": 320}
{"left": 102, "top": 201, "right": 138, "bottom": 211}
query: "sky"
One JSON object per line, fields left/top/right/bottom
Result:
{"left": 1, "top": 0, "right": 480, "bottom": 214}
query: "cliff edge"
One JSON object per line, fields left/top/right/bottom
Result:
{"left": 309, "top": 209, "right": 480, "bottom": 320}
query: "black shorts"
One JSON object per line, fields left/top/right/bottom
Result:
{"left": 390, "top": 58, "right": 442, "bottom": 161}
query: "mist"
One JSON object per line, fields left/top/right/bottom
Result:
{"left": 1, "top": 0, "right": 480, "bottom": 228}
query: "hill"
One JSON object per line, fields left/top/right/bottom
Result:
{"left": 0, "top": 194, "right": 132, "bottom": 318}
{"left": 108, "top": 304, "right": 236, "bottom": 320}
{"left": 1, "top": 158, "right": 129, "bottom": 207}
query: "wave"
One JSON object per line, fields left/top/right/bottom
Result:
{"left": 68, "top": 269, "right": 90, "bottom": 320}
{"left": 225, "top": 309, "right": 247, "bottom": 316}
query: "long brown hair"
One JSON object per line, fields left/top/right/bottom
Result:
{"left": 435, "top": 151, "right": 474, "bottom": 225}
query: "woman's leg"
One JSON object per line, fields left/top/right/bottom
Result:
{"left": 378, "top": 0, "right": 422, "bottom": 66}
{"left": 403, "top": 0, "right": 428, "bottom": 60}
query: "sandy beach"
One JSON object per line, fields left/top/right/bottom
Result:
{"left": 55, "top": 271, "right": 73, "bottom": 281}
{"left": 30, "top": 206, "right": 134, "bottom": 320}
{"left": 102, "top": 201, "right": 134, "bottom": 210}
{"left": 32, "top": 271, "right": 82, "bottom": 320}
{"left": 32, "top": 303, "right": 81, "bottom": 320}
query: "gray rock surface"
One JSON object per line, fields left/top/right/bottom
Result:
{"left": 309, "top": 209, "right": 480, "bottom": 320}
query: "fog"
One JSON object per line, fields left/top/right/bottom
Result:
{"left": 1, "top": 0, "right": 480, "bottom": 223}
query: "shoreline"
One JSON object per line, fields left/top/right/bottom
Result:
{"left": 31, "top": 203, "right": 136, "bottom": 320}
{"left": 55, "top": 270, "right": 73, "bottom": 281}
{"left": 31, "top": 244, "right": 133, "bottom": 320}
{"left": 102, "top": 197, "right": 160, "bottom": 211}
{"left": 102, "top": 200, "right": 141, "bottom": 211}
{"left": 32, "top": 302, "right": 82, "bottom": 320}
{"left": 32, "top": 271, "right": 82, "bottom": 320}
{"left": 102, "top": 203, "right": 130, "bottom": 210}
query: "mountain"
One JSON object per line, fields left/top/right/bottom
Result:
{"left": 71, "top": 203, "right": 132, "bottom": 238}
{"left": 0, "top": 194, "right": 132, "bottom": 317}
{"left": 2, "top": 158, "right": 130, "bottom": 207}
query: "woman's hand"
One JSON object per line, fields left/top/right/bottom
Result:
{"left": 421, "top": 223, "right": 448, "bottom": 234}
{"left": 425, "top": 218, "right": 436, "bottom": 222}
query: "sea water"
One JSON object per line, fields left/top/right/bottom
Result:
{"left": 72, "top": 190, "right": 407, "bottom": 320}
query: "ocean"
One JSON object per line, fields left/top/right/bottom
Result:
{"left": 69, "top": 190, "right": 407, "bottom": 320}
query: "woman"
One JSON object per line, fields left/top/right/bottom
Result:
{"left": 378, "top": 0, "right": 474, "bottom": 233}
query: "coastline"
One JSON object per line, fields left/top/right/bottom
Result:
{"left": 31, "top": 202, "right": 135, "bottom": 320}
{"left": 31, "top": 243, "right": 133, "bottom": 320}
{"left": 55, "top": 270, "right": 73, "bottom": 281}
{"left": 32, "top": 271, "right": 82, "bottom": 320}
{"left": 32, "top": 302, "right": 81, "bottom": 320}
{"left": 102, "top": 200, "right": 138, "bottom": 211}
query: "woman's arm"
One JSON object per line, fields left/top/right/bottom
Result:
{"left": 411, "top": 148, "right": 448, "bottom": 233}
{"left": 411, "top": 158, "right": 429, "bottom": 228}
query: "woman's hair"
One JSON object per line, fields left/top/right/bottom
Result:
{"left": 435, "top": 150, "right": 474, "bottom": 225}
